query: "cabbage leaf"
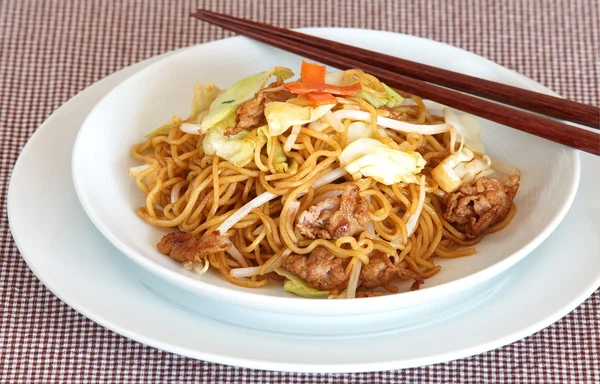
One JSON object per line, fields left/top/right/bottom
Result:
{"left": 356, "top": 83, "right": 404, "bottom": 108}
{"left": 324, "top": 70, "right": 403, "bottom": 108}
{"left": 275, "top": 268, "right": 330, "bottom": 299}
{"left": 145, "top": 82, "right": 221, "bottom": 138}
{"left": 431, "top": 147, "right": 495, "bottom": 193}
{"left": 201, "top": 67, "right": 294, "bottom": 133}
{"left": 339, "top": 138, "right": 425, "bottom": 185}
{"left": 443, "top": 108, "right": 485, "bottom": 154}
{"left": 256, "top": 125, "right": 297, "bottom": 173}
{"left": 190, "top": 82, "right": 222, "bottom": 122}
{"left": 144, "top": 115, "right": 183, "bottom": 139}
{"left": 346, "top": 121, "right": 388, "bottom": 144}
{"left": 202, "top": 112, "right": 264, "bottom": 167}
{"left": 264, "top": 102, "right": 334, "bottom": 136}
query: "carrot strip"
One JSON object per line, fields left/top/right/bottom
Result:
{"left": 284, "top": 81, "right": 362, "bottom": 95}
{"left": 306, "top": 92, "right": 338, "bottom": 105}
{"left": 301, "top": 60, "right": 326, "bottom": 83}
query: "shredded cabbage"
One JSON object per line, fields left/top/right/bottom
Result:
{"left": 145, "top": 83, "right": 221, "bottom": 138}
{"left": 324, "top": 70, "right": 404, "bottom": 108}
{"left": 356, "top": 82, "right": 404, "bottom": 108}
{"left": 256, "top": 125, "right": 297, "bottom": 173}
{"left": 346, "top": 121, "right": 388, "bottom": 144}
{"left": 264, "top": 102, "right": 334, "bottom": 136}
{"left": 431, "top": 147, "right": 495, "bottom": 193}
{"left": 144, "top": 115, "right": 182, "bottom": 139}
{"left": 201, "top": 67, "right": 294, "bottom": 133}
{"left": 324, "top": 71, "right": 344, "bottom": 85}
{"left": 180, "top": 123, "right": 201, "bottom": 134}
{"left": 283, "top": 124, "right": 302, "bottom": 152}
{"left": 443, "top": 108, "right": 485, "bottom": 154}
{"left": 202, "top": 112, "right": 263, "bottom": 167}
{"left": 489, "top": 156, "right": 521, "bottom": 176}
{"left": 190, "top": 82, "right": 222, "bottom": 122}
{"left": 322, "top": 110, "right": 345, "bottom": 132}
{"left": 275, "top": 268, "right": 330, "bottom": 298}
{"left": 339, "top": 138, "right": 426, "bottom": 185}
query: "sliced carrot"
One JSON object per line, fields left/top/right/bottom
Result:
{"left": 300, "top": 60, "right": 326, "bottom": 83}
{"left": 284, "top": 81, "right": 362, "bottom": 95}
{"left": 306, "top": 92, "right": 338, "bottom": 105}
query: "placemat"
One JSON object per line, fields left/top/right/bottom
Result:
{"left": 1, "top": 0, "right": 598, "bottom": 382}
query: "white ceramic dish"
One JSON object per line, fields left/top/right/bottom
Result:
{"left": 71, "top": 29, "right": 579, "bottom": 317}
{"left": 7, "top": 31, "right": 600, "bottom": 372}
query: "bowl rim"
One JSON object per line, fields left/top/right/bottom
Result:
{"left": 71, "top": 28, "right": 580, "bottom": 316}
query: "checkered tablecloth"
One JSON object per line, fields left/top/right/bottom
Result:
{"left": 1, "top": 0, "right": 598, "bottom": 382}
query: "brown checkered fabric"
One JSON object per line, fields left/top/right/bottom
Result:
{"left": 1, "top": 0, "right": 598, "bottom": 382}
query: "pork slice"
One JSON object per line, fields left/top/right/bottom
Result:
{"left": 281, "top": 247, "right": 348, "bottom": 291}
{"left": 157, "top": 230, "right": 230, "bottom": 262}
{"left": 443, "top": 175, "right": 520, "bottom": 238}
{"left": 225, "top": 78, "right": 294, "bottom": 137}
{"left": 296, "top": 184, "right": 369, "bottom": 240}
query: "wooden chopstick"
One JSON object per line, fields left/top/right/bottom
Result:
{"left": 190, "top": 11, "right": 600, "bottom": 156}
{"left": 195, "top": 9, "right": 599, "bottom": 130}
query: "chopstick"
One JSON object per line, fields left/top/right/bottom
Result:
{"left": 195, "top": 9, "right": 599, "bottom": 130}
{"left": 191, "top": 10, "right": 600, "bottom": 156}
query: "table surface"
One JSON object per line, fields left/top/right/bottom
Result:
{"left": 1, "top": 0, "right": 598, "bottom": 382}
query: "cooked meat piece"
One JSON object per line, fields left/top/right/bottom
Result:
{"left": 296, "top": 198, "right": 339, "bottom": 239}
{"left": 157, "top": 230, "right": 230, "bottom": 263}
{"left": 328, "top": 184, "right": 370, "bottom": 238}
{"left": 296, "top": 184, "right": 369, "bottom": 240}
{"left": 281, "top": 247, "right": 349, "bottom": 291}
{"left": 196, "top": 230, "right": 232, "bottom": 253}
{"left": 359, "top": 252, "right": 399, "bottom": 288}
{"left": 225, "top": 78, "right": 294, "bottom": 137}
{"left": 282, "top": 248, "right": 425, "bottom": 293}
{"left": 356, "top": 291, "right": 383, "bottom": 298}
{"left": 359, "top": 251, "right": 425, "bottom": 289}
{"left": 443, "top": 175, "right": 520, "bottom": 238}
{"left": 157, "top": 231, "right": 201, "bottom": 262}
{"left": 229, "top": 97, "right": 264, "bottom": 135}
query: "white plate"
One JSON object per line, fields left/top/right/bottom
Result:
{"left": 8, "top": 30, "right": 600, "bottom": 372}
{"left": 71, "top": 29, "right": 578, "bottom": 318}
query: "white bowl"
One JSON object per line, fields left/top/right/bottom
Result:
{"left": 72, "top": 28, "right": 579, "bottom": 317}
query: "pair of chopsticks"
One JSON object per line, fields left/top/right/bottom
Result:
{"left": 191, "top": 10, "right": 600, "bottom": 155}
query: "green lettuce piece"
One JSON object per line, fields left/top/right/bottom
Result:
{"left": 381, "top": 83, "right": 404, "bottom": 106}
{"left": 275, "top": 268, "right": 330, "bottom": 299}
{"left": 190, "top": 82, "right": 222, "bottom": 122}
{"left": 200, "top": 66, "right": 294, "bottom": 133}
{"left": 264, "top": 102, "right": 334, "bottom": 136}
{"left": 272, "top": 141, "right": 288, "bottom": 172}
{"left": 356, "top": 82, "right": 404, "bottom": 108}
{"left": 256, "top": 125, "right": 298, "bottom": 174}
{"left": 202, "top": 112, "right": 264, "bottom": 167}
{"left": 144, "top": 115, "right": 182, "bottom": 139}
{"left": 325, "top": 70, "right": 403, "bottom": 108}
{"left": 277, "top": 158, "right": 298, "bottom": 174}
{"left": 145, "top": 83, "right": 221, "bottom": 138}
{"left": 339, "top": 138, "right": 426, "bottom": 185}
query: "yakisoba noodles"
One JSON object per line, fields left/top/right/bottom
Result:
{"left": 130, "top": 62, "right": 520, "bottom": 299}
